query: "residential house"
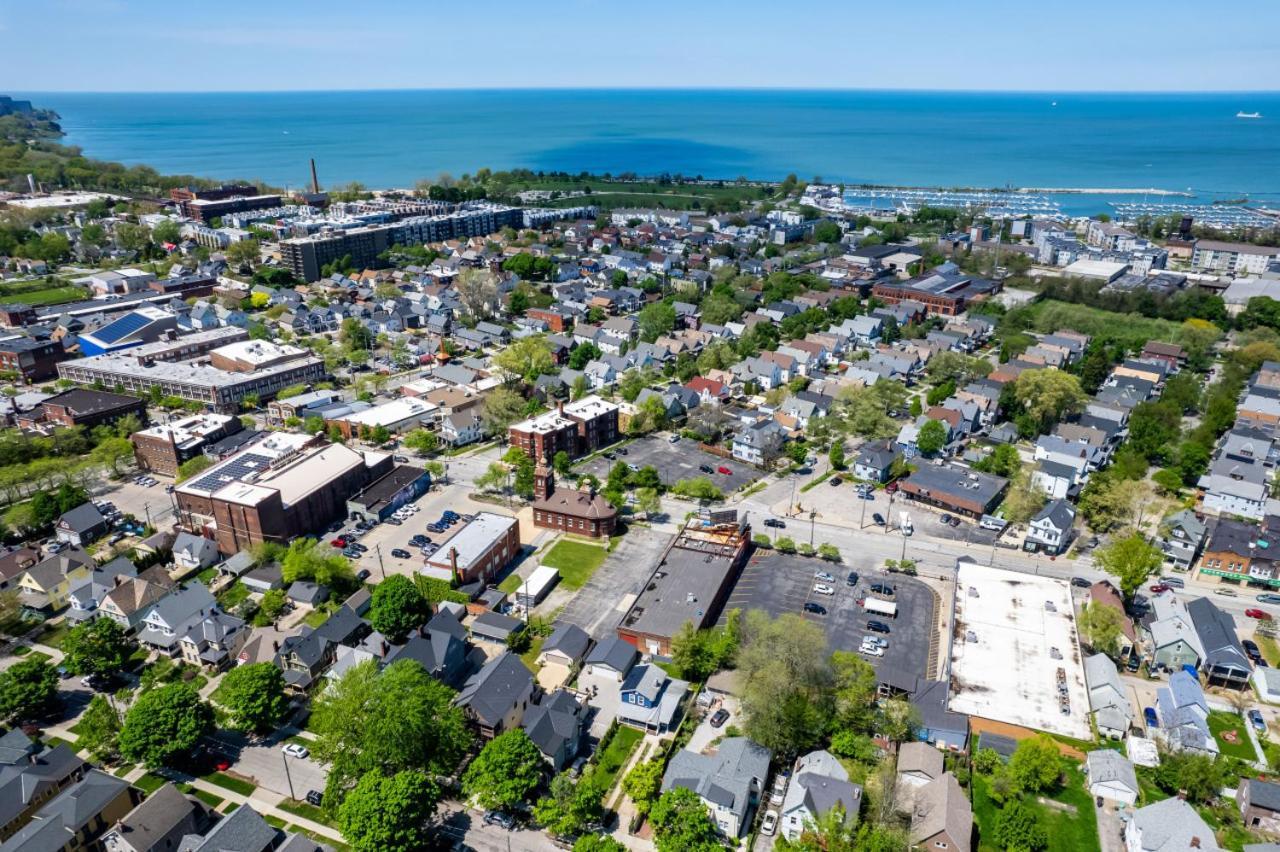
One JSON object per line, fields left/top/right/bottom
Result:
{"left": 171, "top": 532, "right": 219, "bottom": 574}
{"left": 455, "top": 650, "right": 536, "bottom": 739}
{"left": 96, "top": 566, "right": 176, "bottom": 632}
{"left": 273, "top": 605, "right": 369, "bottom": 692}
{"left": 385, "top": 613, "right": 470, "bottom": 687}
{"left": 179, "top": 610, "right": 248, "bottom": 671}
{"left": 135, "top": 584, "right": 219, "bottom": 657}
{"left": 1198, "top": 456, "right": 1269, "bottom": 520}
{"left": 1158, "top": 510, "right": 1208, "bottom": 572}
{"left": 1239, "top": 778, "right": 1280, "bottom": 837}
{"left": 779, "top": 750, "right": 862, "bottom": 842}
{"left": 101, "top": 782, "right": 211, "bottom": 852}
{"left": 537, "top": 622, "right": 592, "bottom": 680}
{"left": 896, "top": 742, "right": 944, "bottom": 790}
{"left": 1085, "top": 581, "right": 1137, "bottom": 661}
{"left": 64, "top": 558, "right": 139, "bottom": 625}
{"left": 0, "top": 733, "right": 85, "bottom": 843}
{"left": 662, "top": 738, "right": 771, "bottom": 838}
{"left": 732, "top": 419, "right": 786, "bottom": 467}
{"left": 54, "top": 504, "right": 108, "bottom": 548}
{"left": 616, "top": 663, "right": 688, "bottom": 734}
{"left": 1086, "top": 749, "right": 1139, "bottom": 806}
{"left": 0, "top": 769, "right": 141, "bottom": 852}
{"left": 1125, "top": 796, "right": 1222, "bottom": 851}
{"left": 521, "top": 690, "right": 587, "bottom": 771}
{"left": 1085, "top": 653, "right": 1132, "bottom": 739}
{"left": 1024, "top": 499, "right": 1075, "bottom": 556}
{"left": 908, "top": 773, "right": 972, "bottom": 852}
{"left": 854, "top": 440, "right": 899, "bottom": 483}
{"left": 580, "top": 636, "right": 637, "bottom": 684}
{"left": 17, "top": 550, "right": 95, "bottom": 614}
{"left": 1156, "top": 670, "right": 1218, "bottom": 755}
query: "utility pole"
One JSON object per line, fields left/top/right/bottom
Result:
{"left": 374, "top": 544, "right": 386, "bottom": 581}
{"left": 281, "top": 752, "right": 296, "bottom": 801}
{"left": 809, "top": 511, "right": 818, "bottom": 547}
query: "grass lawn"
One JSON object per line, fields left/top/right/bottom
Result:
{"left": 277, "top": 798, "right": 336, "bottom": 827}
{"left": 541, "top": 539, "right": 608, "bottom": 589}
{"left": 594, "top": 726, "right": 643, "bottom": 793}
{"left": 112, "top": 763, "right": 135, "bottom": 778}
{"left": 1257, "top": 634, "right": 1280, "bottom": 667}
{"left": 135, "top": 773, "right": 168, "bottom": 794}
{"left": 971, "top": 764, "right": 1100, "bottom": 852}
{"left": 200, "top": 771, "right": 256, "bottom": 796}
{"left": 11, "top": 644, "right": 30, "bottom": 656}
{"left": 194, "top": 566, "right": 218, "bottom": 584}
{"left": 1208, "top": 711, "right": 1258, "bottom": 761}
{"left": 43, "top": 736, "right": 77, "bottom": 751}
{"left": 799, "top": 470, "right": 834, "bottom": 492}
{"left": 519, "top": 636, "right": 545, "bottom": 671}
{"left": 302, "top": 609, "right": 330, "bottom": 628}
{"left": 193, "top": 789, "right": 224, "bottom": 809}
{"left": 2, "top": 285, "right": 86, "bottom": 307}
{"left": 39, "top": 622, "right": 71, "bottom": 649}
{"left": 497, "top": 571, "right": 524, "bottom": 594}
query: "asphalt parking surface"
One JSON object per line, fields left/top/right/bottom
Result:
{"left": 577, "top": 435, "right": 758, "bottom": 493}
{"left": 722, "top": 549, "right": 937, "bottom": 683}
{"left": 557, "top": 526, "right": 673, "bottom": 640}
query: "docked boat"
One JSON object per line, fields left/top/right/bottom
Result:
{"left": 1237, "top": 111, "right": 1263, "bottom": 119}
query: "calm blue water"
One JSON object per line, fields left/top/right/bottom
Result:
{"left": 17, "top": 89, "right": 1280, "bottom": 210}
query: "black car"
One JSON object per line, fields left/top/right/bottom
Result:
{"left": 355, "top": 569, "right": 371, "bottom": 582}
{"left": 803, "top": 602, "right": 827, "bottom": 615}
{"left": 846, "top": 571, "right": 859, "bottom": 586}
{"left": 617, "top": 447, "right": 628, "bottom": 456}
{"left": 305, "top": 790, "right": 323, "bottom": 807}
{"left": 763, "top": 518, "right": 786, "bottom": 529}
{"left": 829, "top": 477, "right": 842, "bottom": 486}
{"left": 710, "top": 708, "right": 730, "bottom": 728}
{"left": 1244, "top": 639, "right": 1263, "bottom": 662}
{"left": 699, "top": 464, "right": 716, "bottom": 474}
{"left": 603, "top": 452, "right": 616, "bottom": 460}
{"left": 1070, "top": 577, "right": 1092, "bottom": 589}
{"left": 870, "top": 582, "right": 894, "bottom": 596}
{"left": 866, "top": 620, "right": 891, "bottom": 634}
{"left": 384, "top": 517, "right": 402, "bottom": 526}
{"left": 872, "top": 513, "right": 886, "bottom": 526}
{"left": 391, "top": 548, "right": 411, "bottom": 559}
{"left": 940, "top": 513, "right": 953, "bottom": 525}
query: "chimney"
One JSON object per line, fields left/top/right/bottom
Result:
{"left": 449, "top": 547, "right": 459, "bottom": 585}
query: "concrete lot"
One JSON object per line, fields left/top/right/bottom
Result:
{"left": 805, "top": 481, "right": 1001, "bottom": 547}
{"left": 206, "top": 730, "right": 328, "bottom": 800}
{"left": 577, "top": 434, "right": 759, "bottom": 493}
{"left": 723, "top": 549, "right": 937, "bottom": 684}
{"left": 556, "top": 526, "right": 674, "bottom": 640}
{"left": 98, "top": 478, "right": 177, "bottom": 529}
{"left": 687, "top": 695, "right": 741, "bottom": 754}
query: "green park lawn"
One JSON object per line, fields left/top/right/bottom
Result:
{"left": 1208, "top": 711, "right": 1258, "bottom": 761}
{"left": 540, "top": 539, "right": 608, "bottom": 589}
{"left": 971, "top": 763, "right": 1100, "bottom": 852}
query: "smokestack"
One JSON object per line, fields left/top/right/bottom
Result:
{"left": 310, "top": 159, "right": 320, "bottom": 195}
{"left": 449, "top": 547, "right": 459, "bottom": 584}
{"left": 26, "top": 174, "right": 36, "bottom": 195}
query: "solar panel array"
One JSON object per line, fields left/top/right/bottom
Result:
{"left": 187, "top": 451, "right": 275, "bottom": 493}
{"left": 91, "top": 311, "right": 154, "bottom": 345}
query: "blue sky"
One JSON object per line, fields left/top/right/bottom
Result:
{"left": 5, "top": 0, "right": 1278, "bottom": 92}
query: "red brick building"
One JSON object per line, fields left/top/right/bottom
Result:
{"left": 24, "top": 388, "right": 147, "bottom": 431}
{"left": 531, "top": 464, "right": 617, "bottom": 538}
{"left": 508, "top": 396, "right": 619, "bottom": 463}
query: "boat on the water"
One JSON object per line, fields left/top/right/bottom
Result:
{"left": 1237, "top": 111, "right": 1263, "bottom": 119}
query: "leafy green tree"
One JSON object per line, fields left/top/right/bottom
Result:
{"left": 403, "top": 429, "right": 439, "bottom": 455}
{"left": 1014, "top": 369, "right": 1086, "bottom": 432}
{"left": 1096, "top": 532, "right": 1163, "bottom": 598}
{"left": 462, "top": 729, "right": 544, "bottom": 811}
{"left": 1008, "top": 734, "right": 1062, "bottom": 793}
{"left": 671, "top": 477, "right": 724, "bottom": 501}
{"left": 280, "top": 538, "right": 355, "bottom": 589}
{"left": 256, "top": 588, "right": 286, "bottom": 625}
{"left": 77, "top": 694, "right": 122, "bottom": 763}
{"left": 533, "top": 770, "right": 604, "bottom": 838}
{"left": 338, "top": 770, "right": 441, "bottom": 852}
{"left": 623, "top": 758, "right": 666, "bottom": 816}
{"left": 91, "top": 436, "right": 134, "bottom": 477}
{"left": 635, "top": 487, "right": 661, "bottom": 520}
{"left": 553, "top": 450, "right": 572, "bottom": 476}
{"left": 481, "top": 386, "right": 528, "bottom": 436}
{"left": 1152, "top": 751, "right": 1227, "bottom": 804}
{"left": 494, "top": 336, "right": 555, "bottom": 383}
{"left": 176, "top": 455, "right": 214, "bottom": 482}
{"left": 1001, "top": 469, "right": 1047, "bottom": 525}
{"left": 831, "top": 650, "right": 879, "bottom": 732}
{"left": 341, "top": 318, "right": 373, "bottom": 351}
{"left": 573, "top": 836, "right": 626, "bottom": 852}
{"left": 310, "top": 659, "right": 469, "bottom": 810}
{"left": 0, "top": 659, "right": 59, "bottom": 723}
{"left": 738, "top": 611, "right": 833, "bottom": 756}
{"left": 1078, "top": 601, "right": 1126, "bottom": 657}
{"left": 915, "top": 418, "right": 947, "bottom": 456}
{"left": 368, "top": 575, "right": 430, "bottom": 643}
{"left": 973, "top": 443, "right": 1021, "bottom": 478}
{"left": 828, "top": 442, "right": 846, "bottom": 471}
{"left": 671, "top": 621, "right": 720, "bottom": 682}
{"left": 994, "top": 801, "right": 1049, "bottom": 852}
{"left": 637, "top": 302, "right": 676, "bottom": 343}
{"left": 649, "top": 786, "right": 723, "bottom": 852}
{"left": 61, "top": 618, "right": 135, "bottom": 677}
{"left": 214, "top": 663, "right": 288, "bottom": 734}
{"left": 119, "top": 682, "right": 214, "bottom": 768}
{"left": 926, "top": 350, "right": 991, "bottom": 385}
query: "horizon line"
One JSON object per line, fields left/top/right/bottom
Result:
{"left": 12, "top": 85, "right": 1280, "bottom": 96}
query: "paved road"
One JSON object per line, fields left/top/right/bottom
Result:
{"left": 205, "top": 731, "right": 328, "bottom": 800}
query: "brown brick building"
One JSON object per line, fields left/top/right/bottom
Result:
{"left": 508, "top": 396, "right": 619, "bottom": 463}
{"left": 531, "top": 464, "right": 617, "bottom": 538}
{"left": 423, "top": 512, "right": 521, "bottom": 586}
{"left": 131, "top": 413, "right": 244, "bottom": 476}
{"left": 23, "top": 388, "right": 147, "bottom": 431}
{"left": 0, "top": 337, "right": 66, "bottom": 382}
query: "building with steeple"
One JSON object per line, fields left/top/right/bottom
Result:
{"left": 531, "top": 460, "right": 618, "bottom": 538}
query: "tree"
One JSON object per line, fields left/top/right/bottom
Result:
{"left": 831, "top": 651, "right": 878, "bottom": 732}
{"left": 91, "top": 436, "right": 134, "bottom": 477}
{"left": 1001, "top": 469, "right": 1047, "bottom": 525}
{"left": 623, "top": 758, "right": 666, "bottom": 816}
{"left": 462, "top": 729, "right": 544, "bottom": 811}
{"left": 568, "top": 341, "right": 602, "bottom": 371}
{"left": 973, "top": 443, "right": 1021, "bottom": 478}
{"left": 650, "top": 787, "right": 723, "bottom": 852}
{"left": 214, "top": 663, "right": 288, "bottom": 734}
{"left": 368, "top": 575, "right": 430, "bottom": 643}
{"left": 257, "top": 587, "right": 286, "bottom": 624}
{"left": 671, "top": 621, "right": 721, "bottom": 682}
{"left": 635, "top": 487, "right": 661, "bottom": 520}
{"left": 915, "top": 419, "right": 947, "bottom": 456}
{"left": 828, "top": 442, "right": 846, "bottom": 471}
{"left": 1014, "top": 369, "right": 1086, "bottom": 432}
{"left": 876, "top": 698, "right": 920, "bottom": 743}
{"left": 1078, "top": 601, "right": 1126, "bottom": 657}
{"left": 1126, "top": 401, "right": 1182, "bottom": 463}
{"left": 341, "top": 317, "right": 374, "bottom": 352}
{"left": 926, "top": 350, "right": 991, "bottom": 385}
{"left": 482, "top": 386, "right": 528, "bottom": 437}
{"left": 737, "top": 611, "right": 833, "bottom": 756}
{"left": 573, "top": 836, "right": 627, "bottom": 852}
{"left": 280, "top": 538, "right": 354, "bottom": 589}
{"left": 456, "top": 268, "right": 499, "bottom": 318}
{"left": 225, "top": 238, "right": 261, "bottom": 269}
{"left": 77, "top": 694, "right": 122, "bottom": 763}
{"left": 475, "top": 462, "right": 508, "bottom": 493}
{"left": 0, "top": 659, "right": 59, "bottom": 723}
{"left": 176, "top": 455, "right": 214, "bottom": 482}
{"left": 552, "top": 450, "right": 572, "bottom": 476}
{"left": 1096, "top": 532, "right": 1163, "bottom": 598}
{"left": 1078, "top": 472, "right": 1143, "bottom": 532}
{"left": 311, "top": 659, "right": 470, "bottom": 810}
{"left": 118, "top": 682, "right": 214, "bottom": 768}
{"left": 1153, "top": 751, "right": 1227, "bottom": 804}
{"left": 993, "top": 801, "right": 1049, "bottom": 852}
{"left": 671, "top": 477, "right": 725, "bottom": 501}
{"left": 494, "top": 336, "right": 555, "bottom": 384}
{"left": 1008, "top": 733, "right": 1062, "bottom": 793}
{"left": 637, "top": 302, "right": 676, "bottom": 343}
{"left": 61, "top": 618, "right": 135, "bottom": 678}
{"left": 403, "top": 428, "right": 439, "bottom": 455}
{"left": 533, "top": 770, "right": 604, "bottom": 838}
{"left": 338, "top": 769, "right": 441, "bottom": 852}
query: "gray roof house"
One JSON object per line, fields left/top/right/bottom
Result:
{"left": 1025, "top": 499, "right": 1075, "bottom": 556}
{"left": 537, "top": 622, "right": 592, "bottom": 670}
{"left": 617, "top": 663, "right": 689, "bottom": 734}
{"left": 582, "top": 636, "right": 638, "bottom": 682}
{"left": 54, "top": 503, "right": 108, "bottom": 547}
{"left": 854, "top": 440, "right": 898, "bottom": 483}
{"left": 385, "top": 613, "right": 470, "bottom": 687}
{"left": 1085, "top": 653, "right": 1131, "bottom": 739}
{"left": 135, "top": 584, "right": 218, "bottom": 654}
{"left": 1156, "top": 670, "right": 1217, "bottom": 756}
{"left": 102, "top": 782, "right": 210, "bottom": 852}
{"left": 0, "top": 768, "right": 140, "bottom": 852}
{"left": 521, "top": 689, "right": 587, "bottom": 771}
{"left": 909, "top": 772, "right": 972, "bottom": 852}
{"left": 1125, "top": 796, "right": 1222, "bottom": 851}
{"left": 172, "top": 532, "right": 219, "bottom": 573}
{"left": 0, "top": 735, "right": 85, "bottom": 842}
{"left": 662, "top": 737, "right": 771, "bottom": 838}
{"left": 455, "top": 650, "right": 536, "bottom": 739}
{"left": 1085, "top": 749, "right": 1139, "bottom": 806}
{"left": 779, "top": 750, "right": 862, "bottom": 842}
{"left": 1158, "top": 509, "right": 1208, "bottom": 571}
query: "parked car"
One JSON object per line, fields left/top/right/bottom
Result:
{"left": 1244, "top": 639, "right": 1263, "bottom": 662}
{"left": 1143, "top": 707, "right": 1158, "bottom": 728}
{"left": 860, "top": 643, "right": 884, "bottom": 657}
{"left": 305, "top": 790, "right": 324, "bottom": 807}
{"left": 1259, "top": 594, "right": 1280, "bottom": 605}
{"left": 812, "top": 584, "right": 835, "bottom": 596}
{"left": 330, "top": 537, "right": 348, "bottom": 548}
{"left": 355, "top": 569, "right": 371, "bottom": 582}
{"left": 1149, "top": 584, "right": 1172, "bottom": 594}
{"left": 866, "top": 620, "right": 891, "bottom": 634}
{"left": 803, "top": 602, "right": 827, "bottom": 615}
{"left": 870, "top": 582, "right": 894, "bottom": 596}
{"left": 668, "top": 435, "right": 680, "bottom": 443}
{"left": 717, "top": 466, "right": 732, "bottom": 476}
{"left": 1160, "top": 576, "right": 1186, "bottom": 588}
{"left": 282, "top": 743, "right": 309, "bottom": 759}
{"left": 484, "top": 811, "right": 516, "bottom": 830}
{"left": 763, "top": 518, "right": 786, "bottom": 529}
{"left": 846, "top": 571, "right": 859, "bottom": 586}
{"left": 940, "top": 513, "right": 953, "bottom": 525}
{"left": 828, "top": 477, "right": 842, "bottom": 487}
{"left": 814, "top": 571, "right": 835, "bottom": 583}
{"left": 699, "top": 464, "right": 716, "bottom": 474}
{"left": 391, "top": 549, "right": 411, "bottom": 559}
{"left": 872, "top": 513, "right": 886, "bottom": 526}
{"left": 1071, "top": 577, "right": 1092, "bottom": 589}
{"left": 1246, "top": 608, "right": 1273, "bottom": 620}
{"left": 1250, "top": 710, "right": 1267, "bottom": 733}
{"left": 761, "top": 811, "right": 778, "bottom": 836}
{"left": 1215, "top": 588, "right": 1239, "bottom": 597}
{"left": 214, "top": 758, "right": 231, "bottom": 772}
{"left": 863, "top": 635, "right": 888, "bottom": 648}
{"left": 710, "top": 708, "right": 730, "bottom": 728}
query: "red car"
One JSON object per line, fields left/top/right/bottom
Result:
{"left": 1246, "top": 609, "right": 1273, "bottom": 620}
{"left": 330, "top": 537, "right": 347, "bottom": 548}
{"left": 214, "top": 758, "right": 231, "bottom": 771}
{"left": 717, "top": 466, "right": 732, "bottom": 476}
{"left": 1149, "top": 584, "right": 1171, "bottom": 594}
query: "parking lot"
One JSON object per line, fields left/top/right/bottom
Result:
{"left": 576, "top": 434, "right": 759, "bottom": 493}
{"left": 722, "top": 549, "right": 937, "bottom": 683}
{"left": 814, "top": 480, "right": 1002, "bottom": 546}
{"left": 206, "top": 730, "right": 328, "bottom": 800}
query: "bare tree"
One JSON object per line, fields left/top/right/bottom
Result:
{"left": 455, "top": 268, "right": 498, "bottom": 319}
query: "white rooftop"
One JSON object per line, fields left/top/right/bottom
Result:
{"left": 212, "top": 339, "right": 308, "bottom": 366}
{"left": 134, "top": 412, "right": 236, "bottom": 449}
{"left": 427, "top": 512, "right": 516, "bottom": 572}
{"left": 948, "top": 560, "right": 1092, "bottom": 739}
{"left": 338, "top": 396, "right": 438, "bottom": 428}
{"left": 1063, "top": 259, "right": 1129, "bottom": 280}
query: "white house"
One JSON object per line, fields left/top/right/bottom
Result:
{"left": 779, "top": 750, "right": 862, "bottom": 842}
{"left": 1086, "top": 749, "right": 1139, "bottom": 806}
{"left": 662, "top": 738, "right": 771, "bottom": 838}
{"left": 172, "top": 531, "right": 219, "bottom": 573}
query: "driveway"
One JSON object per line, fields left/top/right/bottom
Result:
{"left": 687, "top": 696, "right": 740, "bottom": 754}
{"left": 205, "top": 731, "right": 328, "bottom": 800}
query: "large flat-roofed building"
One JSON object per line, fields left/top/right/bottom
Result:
{"left": 898, "top": 464, "right": 1009, "bottom": 520}
{"left": 174, "top": 432, "right": 392, "bottom": 554}
{"left": 617, "top": 513, "right": 752, "bottom": 656}
{"left": 280, "top": 225, "right": 397, "bottom": 283}
{"left": 185, "top": 194, "right": 283, "bottom": 224}
{"left": 508, "top": 396, "right": 619, "bottom": 462}
{"left": 346, "top": 465, "right": 431, "bottom": 522}
{"left": 131, "top": 413, "right": 243, "bottom": 476}
{"left": 325, "top": 396, "right": 439, "bottom": 440}
{"left": 423, "top": 512, "right": 520, "bottom": 586}
{"left": 872, "top": 269, "right": 999, "bottom": 316}
{"left": 77, "top": 307, "right": 178, "bottom": 357}
{"left": 1192, "top": 239, "right": 1280, "bottom": 276}
{"left": 57, "top": 335, "right": 324, "bottom": 414}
